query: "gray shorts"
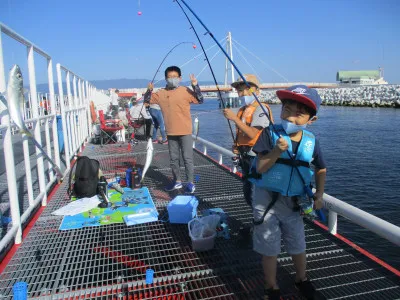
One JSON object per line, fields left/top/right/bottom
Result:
{"left": 252, "top": 187, "right": 306, "bottom": 256}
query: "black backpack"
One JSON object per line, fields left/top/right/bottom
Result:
{"left": 68, "top": 156, "right": 100, "bottom": 198}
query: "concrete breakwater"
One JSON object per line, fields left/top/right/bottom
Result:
{"left": 260, "top": 85, "right": 400, "bottom": 108}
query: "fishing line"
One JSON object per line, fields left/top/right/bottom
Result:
{"left": 153, "top": 39, "right": 226, "bottom": 85}
{"left": 173, "top": 0, "right": 236, "bottom": 143}
{"left": 176, "top": 0, "right": 325, "bottom": 219}
{"left": 232, "top": 38, "right": 289, "bottom": 83}
{"left": 176, "top": 0, "right": 272, "bottom": 126}
{"left": 190, "top": 108, "right": 222, "bottom": 116}
{"left": 195, "top": 46, "right": 222, "bottom": 80}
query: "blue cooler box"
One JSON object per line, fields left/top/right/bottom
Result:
{"left": 167, "top": 195, "right": 198, "bottom": 224}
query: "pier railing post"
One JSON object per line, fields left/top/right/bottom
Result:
{"left": 86, "top": 81, "right": 92, "bottom": 139}
{"left": 56, "top": 64, "right": 71, "bottom": 169}
{"left": 47, "top": 58, "right": 61, "bottom": 169}
{"left": 0, "top": 28, "right": 22, "bottom": 244}
{"left": 27, "top": 45, "right": 47, "bottom": 206}
{"left": 328, "top": 210, "right": 338, "bottom": 235}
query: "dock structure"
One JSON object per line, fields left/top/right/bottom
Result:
{"left": 0, "top": 140, "right": 399, "bottom": 299}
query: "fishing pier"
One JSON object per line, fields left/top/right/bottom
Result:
{"left": 1, "top": 22, "right": 400, "bottom": 300}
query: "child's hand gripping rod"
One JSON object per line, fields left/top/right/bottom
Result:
{"left": 304, "top": 186, "right": 326, "bottom": 222}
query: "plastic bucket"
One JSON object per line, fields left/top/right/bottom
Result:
{"left": 188, "top": 219, "right": 217, "bottom": 251}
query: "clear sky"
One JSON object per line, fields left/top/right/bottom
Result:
{"left": 0, "top": 0, "right": 399, "bottom": 85}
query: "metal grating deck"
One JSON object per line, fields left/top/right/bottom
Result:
{"left": 0, "top": 140, "right": 399, "bottom": 299}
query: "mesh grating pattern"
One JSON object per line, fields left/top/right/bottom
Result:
{"left": 0, "top": 142, "right": 399, "bottom": 299}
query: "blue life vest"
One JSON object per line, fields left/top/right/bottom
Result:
{"left": 253, "top": 125, "right": 315, "bottom": 196}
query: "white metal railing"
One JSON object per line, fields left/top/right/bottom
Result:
{"left": 0, "top": 22, "right": 57, "bottom": 247}
{"left": 56, "top": 64, "right": 92, "bottom": 168}
{"left": 192, "top": 135, "right": 400, "bottom": 247}
{"left": 192, "top": 135, "right": 237, "bottom": 173}
{"left": 0, "top": 23, "right": 102, "bottom": 252}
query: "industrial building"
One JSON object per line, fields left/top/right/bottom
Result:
{"left": 336, "top": 69, "right": 388, "bottom": 85}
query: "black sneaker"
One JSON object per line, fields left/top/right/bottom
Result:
{"left": 264, "top": 288, "right": 281, "bottom": 300}
{"left": 295, "top": 279, "right": 320, "bottom": 300}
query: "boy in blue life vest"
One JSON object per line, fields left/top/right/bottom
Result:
{"left": 252, "top": 85, "right": 326, "bottom": 300}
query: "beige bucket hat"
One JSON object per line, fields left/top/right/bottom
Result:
{"left": 231, "top": 74, "right": 260, "bottom": 89}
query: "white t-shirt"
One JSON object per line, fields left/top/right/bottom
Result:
{"left": 110, "top": 92, "right": 119, "bottom": 106}
{"left": 130, "top": 104, "right": 151, "bottom": 119}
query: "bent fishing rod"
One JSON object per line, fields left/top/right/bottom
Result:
{"left": 139, "top": 41, "right": 195, "bottom": 120}
{"left": 173, "top": 0, "right": 236, "bottom": 144}
{"left": 175, "top": 0, "right": 325, "bottom": 219}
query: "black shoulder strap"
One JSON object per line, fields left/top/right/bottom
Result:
{"left": 253, "top": 191, "right": 279, "bottom": 226}
{"left": 67, "top": 157, "right": 80, "bottom": 196}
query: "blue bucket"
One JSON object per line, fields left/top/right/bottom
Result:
{"left": 167, "top": 195, "right": 198, "bottom": 224}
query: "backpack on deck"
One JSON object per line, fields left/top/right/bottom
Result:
{"left": 68, "top": 156, "right": 100, "bottom": 198}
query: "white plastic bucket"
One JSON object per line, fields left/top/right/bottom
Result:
{"left": 188, "top": 218, "right": 217, "bottom": 251}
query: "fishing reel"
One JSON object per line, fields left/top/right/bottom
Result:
{"left": 97, "top": 176, "right": 110, "bottom": 208}
{"left": 231, "top": 156, "right": 240, "bottom": 167}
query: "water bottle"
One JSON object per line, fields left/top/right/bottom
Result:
{"left": 126, "top": 168, "right": 132, "bottom": 188}
{"left": 131, "top": 168, "right": 141, "bottom": 189}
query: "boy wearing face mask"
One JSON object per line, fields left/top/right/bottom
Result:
{"left": 144, "top": 66, "right": 203, "bottom": 193}
{"left": 252, "top": 85, "right": 326, "bottom": 300}
{"left": 223, "top": 74, "right": 273, "bottom": 209}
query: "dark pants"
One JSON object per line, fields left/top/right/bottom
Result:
{"left": 240, "top": 153, "right": 255, "bottom": 207}
{"left": 144, "top": 119, "right": 152, "bottom": 139}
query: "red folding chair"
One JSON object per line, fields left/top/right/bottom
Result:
{"left": 99, "top": 110, "right": 124, "bottom": 145}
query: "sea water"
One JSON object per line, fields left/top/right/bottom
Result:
{"left": 191, "top": 100, "right": 400, "bottom": 269}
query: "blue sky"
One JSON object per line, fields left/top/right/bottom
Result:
{"left": 0, "top": 0, "right": 399, "bottom": 86}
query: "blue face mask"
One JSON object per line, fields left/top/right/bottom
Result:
{"left": 239, "top": 95, "right": 255, "bottom": 105}
{"left": 166, "top": 78, "right": 180, "bottom": 88}
{"left": 281, "top": 119, "right": 307, "bottom": 134}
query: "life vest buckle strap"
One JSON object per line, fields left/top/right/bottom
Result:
{"left": 276, "top": 158, "right": 310, "bottom": 168}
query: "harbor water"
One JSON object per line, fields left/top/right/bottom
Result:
{"left": 191, "top": 99, "right": 400, "bottom": 269}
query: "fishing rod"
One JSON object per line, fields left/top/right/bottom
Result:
{"left": 175, "top": 0, "right": 325, "bottom": 221}
{"left": 139, "top": 41, "right": 196, "bottom": 122}
{"left": 173, "top": 0, "right": 236, "bottom": 143}
{"left": 151, "top": 41, "right": 195, "bottom": 83}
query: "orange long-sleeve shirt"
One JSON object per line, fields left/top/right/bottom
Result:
{"left": 145, "top": 85, "right": 203, "bottom": 136}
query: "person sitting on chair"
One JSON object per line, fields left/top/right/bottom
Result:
{"left": 129, "top": 100, "right": 152, "bottom": 139}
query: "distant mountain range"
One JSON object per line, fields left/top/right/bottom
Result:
{"left": 34, "top": 79, "right": 221, "bottom": 93}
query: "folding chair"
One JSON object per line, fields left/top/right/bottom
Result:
{"left": 99, "top": 110, "right": 124, "bottom": 145}
{"left": 125, "top": 108, "right": 145, "bottom": 141}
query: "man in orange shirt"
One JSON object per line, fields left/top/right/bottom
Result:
{"left": 144, "top": 66, "right": 203, "bottom": 193}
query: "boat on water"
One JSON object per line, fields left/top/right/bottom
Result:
{"left": 0, "top": 23, "right": 399, "bottom": 299}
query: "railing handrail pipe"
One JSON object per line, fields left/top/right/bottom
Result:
{"left": 193, "top": 135, "right": 400, "bottom": 247}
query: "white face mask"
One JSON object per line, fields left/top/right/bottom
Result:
{"left": 166, "top": 78, "right": 180, "bottom": 88}
{"left": 239, "top": 95, "right": 255, "bottom": 106}
{"left": 281, "top": 119, "right": 307, "bottom": 134}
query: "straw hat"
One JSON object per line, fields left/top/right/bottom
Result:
{"left": 231, "top": 74, "right": 260, "bottom": 89}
